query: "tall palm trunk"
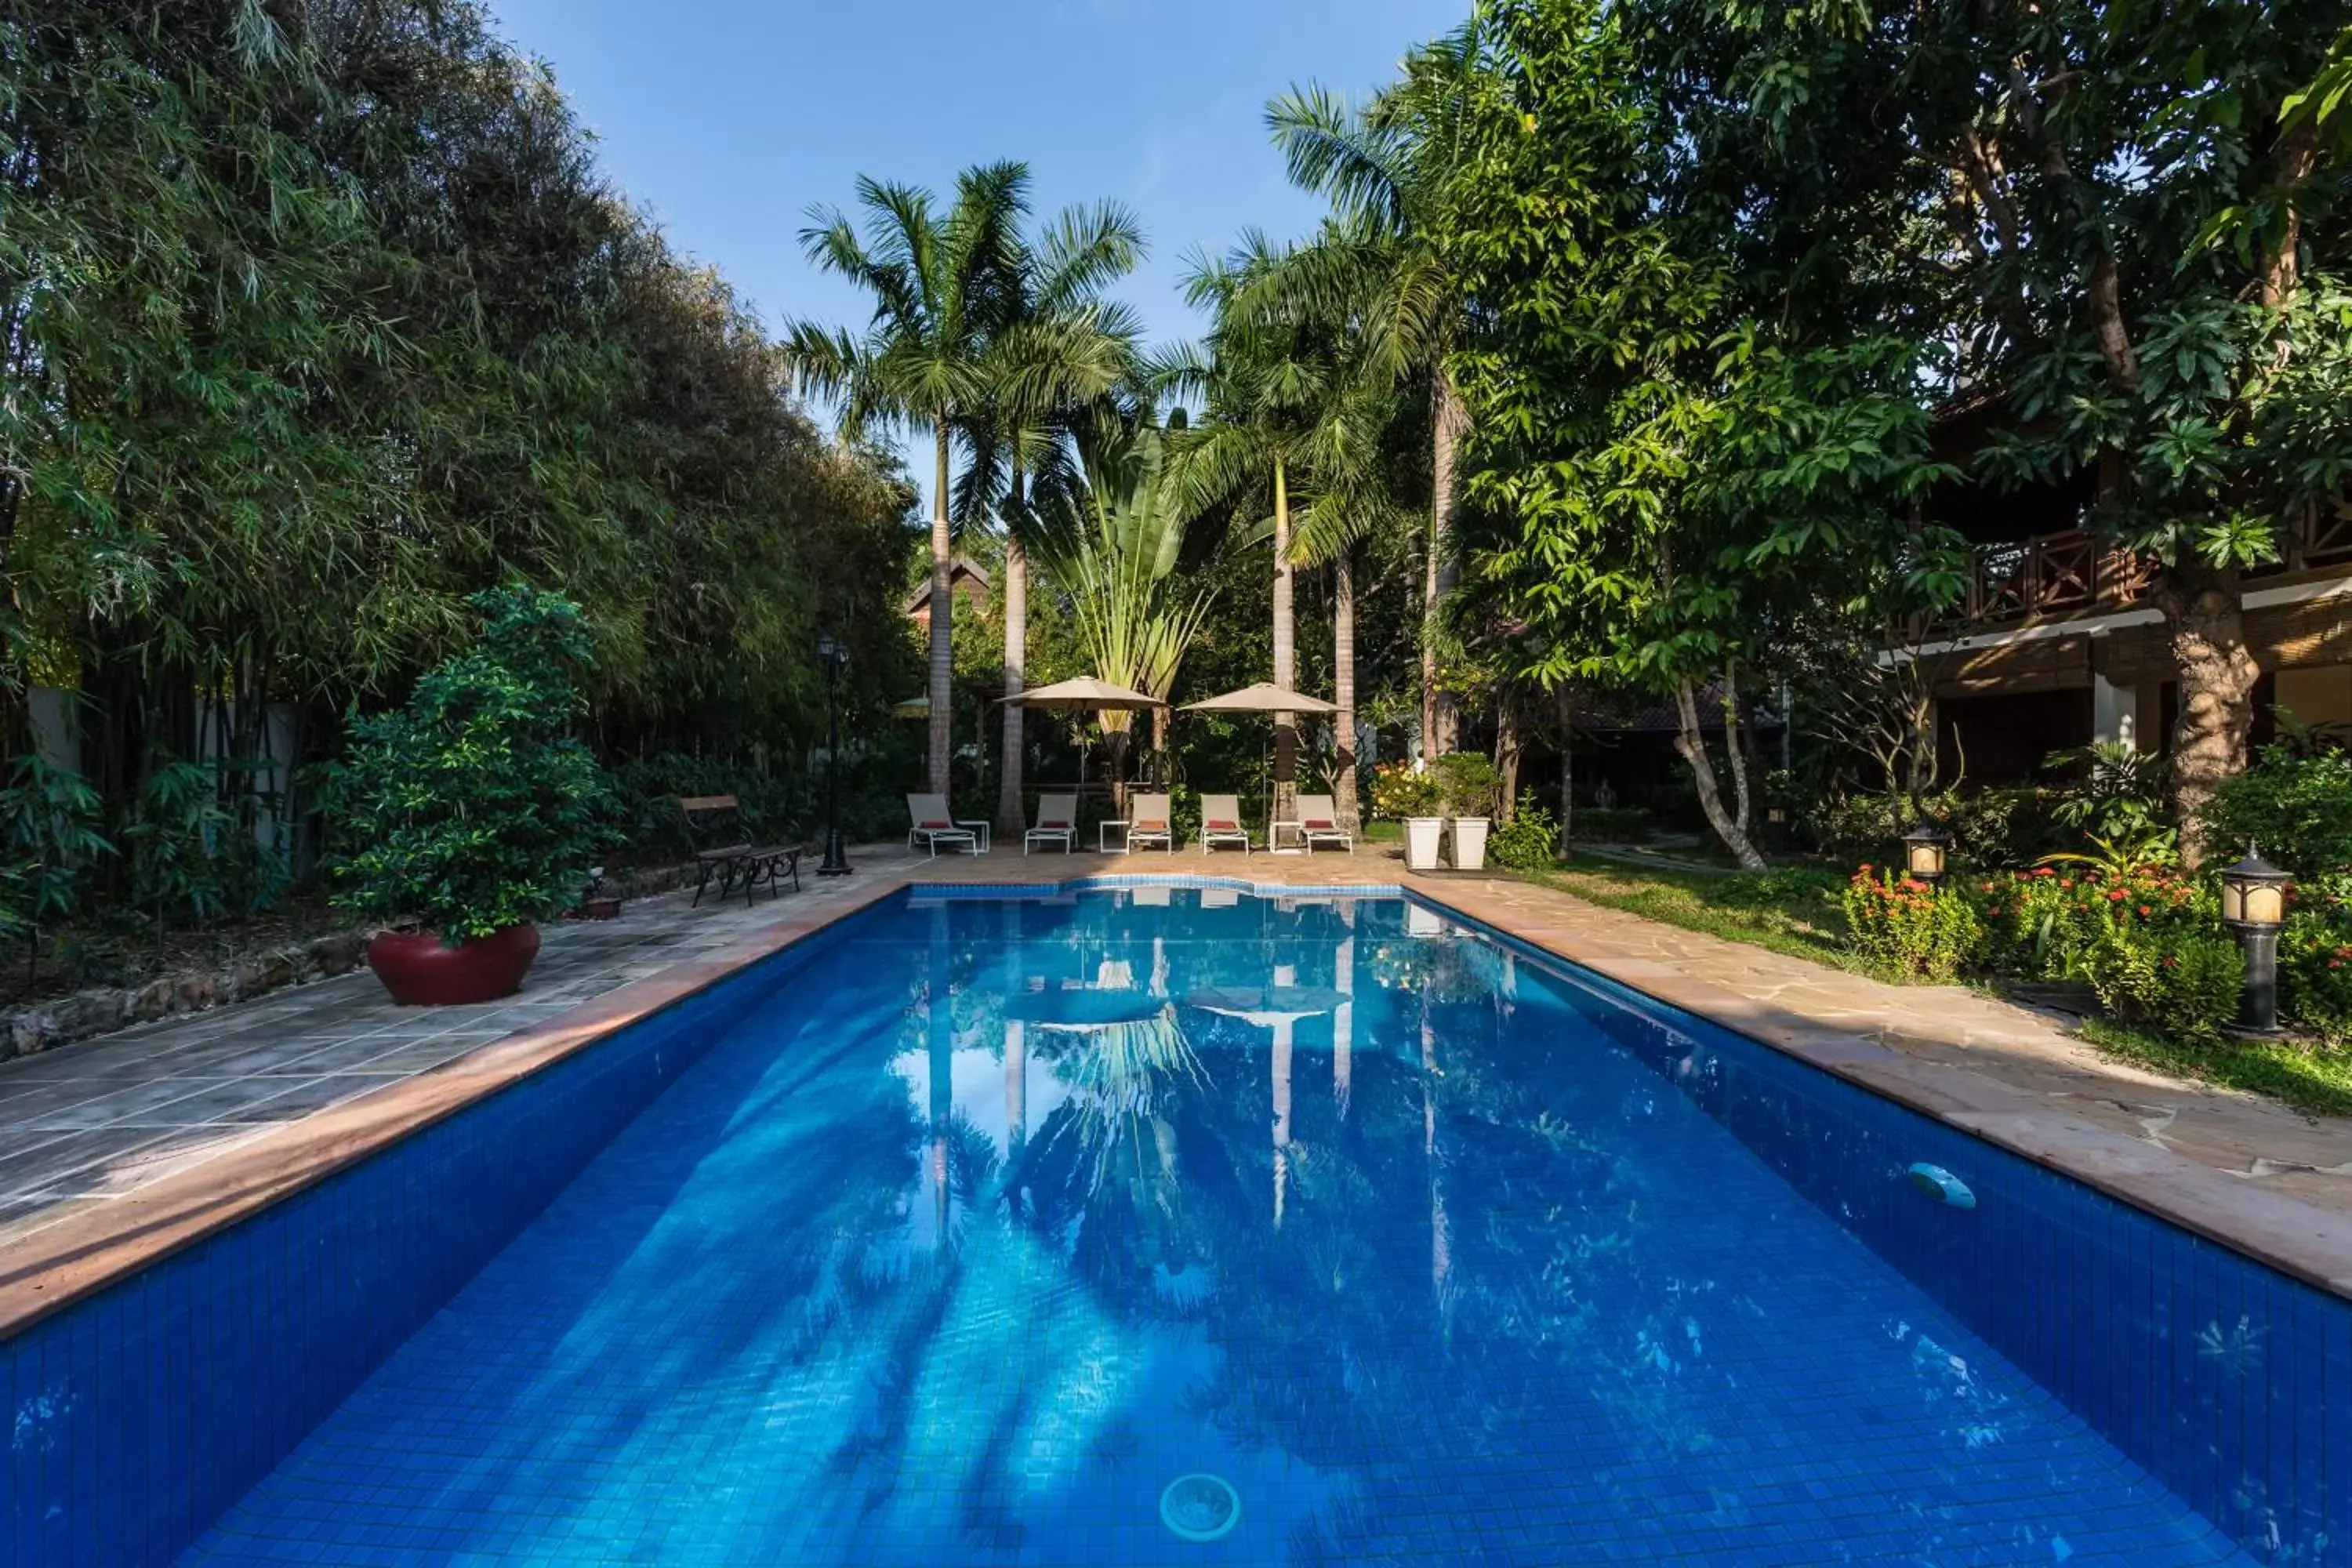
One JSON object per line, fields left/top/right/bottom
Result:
{"left": 2156, "top": 561, "right": 2259, "bottom": 866}
{"left": 1272, "top": 457, "right": 1298, "bottom": 822}
{"left": 996, "top": 469, "right": 1029, "bottom": 840}
{"left": 927, "top": 416, "right": 954, "bottom": 797}
{"left": 1334, "top": 550, "right": 1359, "bottom": 832}
{"left": 1422, "top": 374, "right": 1468, "bottom": 764}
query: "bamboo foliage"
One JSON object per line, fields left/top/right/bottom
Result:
{"left": 1, "top": 1, "right": 914, "bottom": 812}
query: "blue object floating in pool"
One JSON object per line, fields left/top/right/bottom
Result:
{"left": 1907, "top": 1162, "right": 1976, "bottom": 1209}
{"left": 1160, "top": 1473, "right": 1243, "bottom": 1542}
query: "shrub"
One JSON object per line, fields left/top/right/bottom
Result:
{"left": 1966, "top": 864, "right": 2212, "bottom": 981}
{"left": 1432, "top": 753, "right": 1504, "bottom": 818}
{"left": 1489, "top": 797, "right": 1560, "bottom": 870}
{"left": 2082, "top": 927, "right": 2242, "bottom": 1042}
{"left": 1809, "top": 788, "right": 2020, "bottom": 869}
{"left": 2198, "top": 745, "right": 2352, "bottom": 878}
{"left": 0, "top": 756, "right": 111, "bottom": 956}
{"left": 1840, "top": 868, "right": 1983, "bottom": 981}
{"left": 1369, "top": 763, "right": 1445, "bottom": 820}
{"left": 326, "top": 589, "right": 612, "bottom": 942}
{"left": 2281, "top": 907, "right": 2352, "bottom": 1044}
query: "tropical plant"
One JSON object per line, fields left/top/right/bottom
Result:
{"left": 2043, "top": 743, "right": 2172, "bottom": 844}
{"left": 1431, "top": 753, "right": 1504, "bottom": 819}
{"left": 0, "top": 757, "right": 112, "bottom": 978}
{"left": 1028, "top": 426, "right": 1220, "bottom": 808}
{"left": 2036, "top": 825, "right": 2183, "bottom": 879}
{"left": 123, "top": 758, "right": 286, "bottom": 943}
{"left": 956, "top": 203, "right": 1147, "bottom": 835}
{"left": 1268, "top": 37, "right": 1483, "bottom": 757}
{"left": 784, "top": 164, "right": 1033, "bottom": 797}
{"left": 325, "top": 590, "right": 612, "bottom": 943}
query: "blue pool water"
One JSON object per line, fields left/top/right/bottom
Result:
{"left": 157, "top": 889, "right": 2325, "bottom": 1565}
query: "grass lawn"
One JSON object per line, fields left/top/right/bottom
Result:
{"left": 1519, "top": 851, "right": 2352, "bottom": 1118}
{"left": 2078, "top": 1019, "right": 2352, "bottom": 1119}
{"left": 1521, "top": 855, "right": 1874, "bottom": 975}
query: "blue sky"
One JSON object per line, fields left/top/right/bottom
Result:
{"left": 487, "top": 0, "right": 1467, "bottom": 491}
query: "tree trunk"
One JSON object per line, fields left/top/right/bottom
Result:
{"left": 996, "top": 502, "right": 1028, "bottom": 840}
{"left": 1556, "top": 683, "right": 1574, "bottom": 855}
{"left": 1151, "top": 706, "right": 1169, "bottom": 786}
{"left": 1424, "top": 372, "right": 1468, "bottom": 761}
{"left": 1272, "top": 458, "right": 1298, "bottom": 822}
{"left": 1334, "top": 549, "right": 1359, "bottom": 833}
{"left": 1719, "top": 668, "right": 1751, "bottom": 837}
{"left": 1494, "top": 696, "right": 1520, "bottom": 824}
{"left": 926, "top": 416, "right": 954, "bottom": 797}
{"left": 1673, "top": 679, "right": 1766, "bottom": 870}
{"left": 2155, "top": 562, "right": 2261, "bottom": 866}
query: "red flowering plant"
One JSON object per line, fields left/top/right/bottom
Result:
{"left": 1963, "top": 862, "right": 2211, "bottom": 982}
{"left": 1840, "top": 867, "right": 1983, "bottom": 982}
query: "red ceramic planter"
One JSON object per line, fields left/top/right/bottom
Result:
{"left": 365, "top": 924, "right": 541, "bottom": 1006}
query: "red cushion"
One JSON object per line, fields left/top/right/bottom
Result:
{"left": 1207, "top": 819, "right": 1237, "bottom": 831}
{"left": 1303, "top": 818, "right": 1335, "bottom": 831}
{"left": 918, "top": 820, "right": 949, "bottom": 829}
{"left": 1134, "top": 819, "right": 1167, "bottom": 832}
{"left": 1039, "top": 819, "right": 1069, "bottom": 829}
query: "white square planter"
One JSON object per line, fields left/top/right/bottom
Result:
{"left": 1450, "top": 817, "right": 1490, "bottom": 871}
{"left": 1403, "top": 817, "right": 1446, "bottom": 871}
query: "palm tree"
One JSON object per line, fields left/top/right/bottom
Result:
{"left": 782, "top": 163, "right": 1028, "bottom": 797}
{"left": 1026, "top": 423, "right": 1217, "bottom": 811}
{"left": 1229, "top": 223, "right": 1421, "bottom": 833}
{"left": 958, "top": 204, "right": 1146, "bottom": 839}
{"left": 1269, "top": 27, "right": 1481, "bottom": 764}
{"left": 1166, "top": 234, "right": 1351, "bottom": 823}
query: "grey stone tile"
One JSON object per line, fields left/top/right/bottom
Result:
{"left": 15, "top": 1075, "right": 242, "bottom": 1132}
{"left": 209, "top": 1073, "right": 408, "bottom": 1124}
{"left": 0, "top": 1126, "right": 183, "bottom": 1199}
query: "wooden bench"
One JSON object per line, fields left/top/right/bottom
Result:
{"left": 678, "top": 795, "right": 802, "bottom": 906}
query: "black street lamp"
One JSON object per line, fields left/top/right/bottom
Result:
{"left": 2220, "top": 844, "right": 2290, "bottom": 1039}
{"left": 816, "top": 634, "right": 851, "bottom": 877}
{"left": 1901, "top": 821, "right": 1951, "bottom": 887}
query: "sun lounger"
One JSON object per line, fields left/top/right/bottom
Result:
{"left": 1200, "top": 794, "right": 1251, "bottom": 855}
{"left": 906, "top": 793, "right": 984, "bottom": 857}
{"left": 1025, "top": 794, "right": 1077, "bottom": 854}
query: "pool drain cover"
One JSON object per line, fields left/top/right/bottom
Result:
{"left": 1160, "top": 1473, "right": 1242, "bottom": 1542}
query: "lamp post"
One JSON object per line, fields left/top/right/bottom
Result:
{"left": 816, "top": 634, "right": 851, "bottom": 877}
{"left": 1901, "top": 822, "right": 1951, "bottom": 887}
{"left": 2220, "top": 844, "right": 2290, "bottom": 1039}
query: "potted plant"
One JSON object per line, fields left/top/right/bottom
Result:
{"left": 1371, "top": 763, "right": 1447, "bottom": 871}
{"left": 328, "top": 589, "right": 612, "bottom": 1005}
{"left": 1435, "top": 753, "right": 1504, "bottom": 871}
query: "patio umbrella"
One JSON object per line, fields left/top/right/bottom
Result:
{"left": 999, "top": 676, "right": 1165, "bottom": 710}
{"left": 1179, "top": 681, "right": 1338, "bottom": 714}
{"left": 891, "top": 693, "right": 930, "bottom": 719}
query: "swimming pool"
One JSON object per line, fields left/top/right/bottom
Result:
{"left": 7, "top": 888, "right": 2346, "bottom": 1565}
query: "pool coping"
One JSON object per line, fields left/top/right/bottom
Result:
{"left": 2, "top": 865, "right": 2346, "bottom": 1345}
{"left": 0, "top": 874, "right": 916, "bottom": 1340}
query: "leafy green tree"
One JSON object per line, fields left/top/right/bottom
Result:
{"left": 1437, "top": 0, "right": 1960, "bottom": 869}
{"left": 784, "top": 165, "right": 1032, "bottom": 798}
{"left": 1620, "top": 0, "right": 2351, "bottom": 850}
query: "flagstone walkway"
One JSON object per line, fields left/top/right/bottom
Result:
{"left": 2, "top": 841, "right": 2347, "bottom": 1300}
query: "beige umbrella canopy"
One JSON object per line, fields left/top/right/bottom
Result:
{"left": 1181, "top": 681, "right": 1339, "bottom": 714}
{"left": 1001, "top": 676, "right": 1166, "bottom": 711}
{"left": 891, "top": 694, "right": 930, "bottom": 719}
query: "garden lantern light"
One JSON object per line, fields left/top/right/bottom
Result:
{"left": 1901, "top": 822, "right": 1950, "bottom": 886}
{"left": 817, "top": 633, "right": 851, "bottom": 878}
{"left": 2220, "top": 844, "right": 2289, "bottom": 1038}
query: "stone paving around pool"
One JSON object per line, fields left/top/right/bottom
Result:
{"left": 1, "top": 840, "right": 2347, "bottom": 1301}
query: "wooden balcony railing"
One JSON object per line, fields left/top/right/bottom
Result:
{"left": 1946, "top": 506, "right": 2352, "bottom": 628}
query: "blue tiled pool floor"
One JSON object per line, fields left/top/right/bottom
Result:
{"left": 180, "top": 894, "right": 2260, "bottom": 1565}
